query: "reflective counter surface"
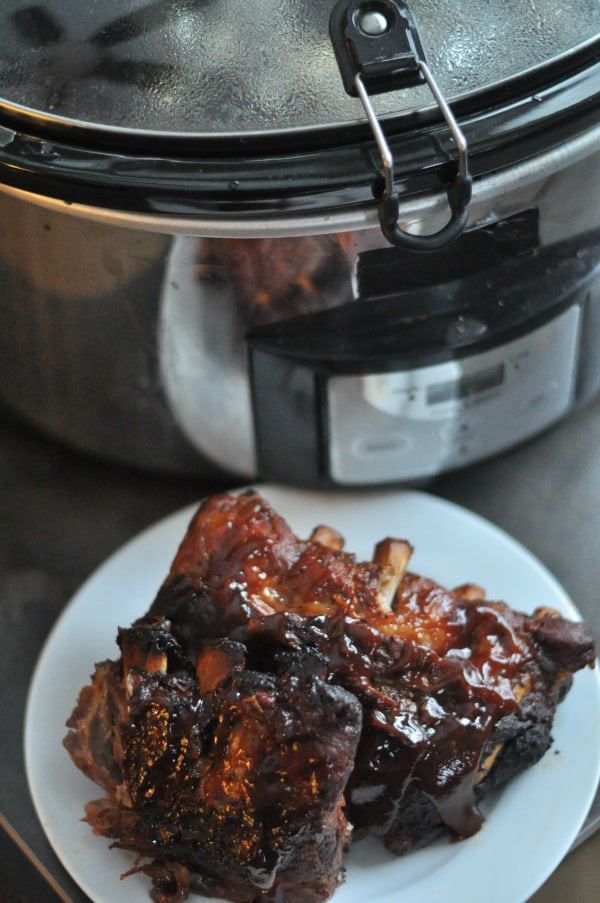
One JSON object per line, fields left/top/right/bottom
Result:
{"left": 1, "top": 398, "right": 599, "bottom": 903}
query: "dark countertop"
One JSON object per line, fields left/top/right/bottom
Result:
{"left": 1, "top": 399, "right": 599, "bottom": 903}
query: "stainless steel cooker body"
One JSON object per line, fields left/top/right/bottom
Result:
{"left": 1, "top": 1, "right": 600, "bottom": 485}
{"left": 2, "top": 138, "right": 600, "bottom": 484}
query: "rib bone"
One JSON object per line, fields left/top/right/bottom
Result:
{"left": 309, "top": 524, "right": 345, "bottom": 551}
{"left": 373, "top": 538, "right": 413, "bottom": 611}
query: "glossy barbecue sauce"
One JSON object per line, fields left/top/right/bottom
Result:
{"left": 151, "top": 492, "right": 581, "bottom": 848}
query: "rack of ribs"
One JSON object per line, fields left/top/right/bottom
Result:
{"left": 64, "top": 490, "right": 596, "bottom": 903}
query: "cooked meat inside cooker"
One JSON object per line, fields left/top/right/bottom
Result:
{"left": 64, "top": 490, "right": 596, "bottom": 902}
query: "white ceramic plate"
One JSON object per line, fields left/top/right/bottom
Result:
{"left": 25, "top": 486, "right": 600, "bottom": 903}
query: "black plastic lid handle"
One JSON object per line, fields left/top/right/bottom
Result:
{"left": 330, "top": 0, "right": 472, "bottom": 251}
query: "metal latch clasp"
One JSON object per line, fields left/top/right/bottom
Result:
{"left": 329, "top": 0, "right": 472, "bottom": 250}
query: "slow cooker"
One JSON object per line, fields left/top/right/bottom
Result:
{"left": 1, "top": 0, "right": 600, "bottom": 487}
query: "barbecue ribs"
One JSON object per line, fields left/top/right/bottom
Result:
{"left": 64, "top": 490, "right": 596, "bottom": 902}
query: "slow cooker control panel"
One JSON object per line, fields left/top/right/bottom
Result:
{"left": 248, "top": 227, "right": 600, "bottom": 487}
{"left": 327, "top": 307, "right": 580, "bottom": 483}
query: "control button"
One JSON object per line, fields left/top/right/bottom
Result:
{"left": 439, "top": 421, "right": 473, "bottom": 443}
{"left": 351, "top": 434, "right": 413, "bottom": 460}
{"left": 516, "top": 381, "right": 560, "bottom": 414}
{"left": 509, "top": 349, "right": 531, "bottom": 372}
{"left": 457, "top": 443, "right": 474, "bottom": 459}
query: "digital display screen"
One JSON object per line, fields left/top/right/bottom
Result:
{"left": 427, "top": 363, "right": 505, "bottom": 406}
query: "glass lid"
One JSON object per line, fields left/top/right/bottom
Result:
{"left": 1, "top": 0, "right": 600, "bottom": 137}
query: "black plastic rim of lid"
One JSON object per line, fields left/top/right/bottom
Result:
{"left": 0, "top": 40, "right": 600, "bottom": 221}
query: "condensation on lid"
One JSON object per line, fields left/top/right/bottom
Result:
{"left": 1, "top": 0, "right": 599, "bottom": 136}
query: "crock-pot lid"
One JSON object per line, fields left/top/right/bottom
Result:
{"left": 1, "top": 0, "right": 600, "bottom": 138}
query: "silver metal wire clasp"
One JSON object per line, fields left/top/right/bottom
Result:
{"left": 330, "top": 0, "right": 472, "bottom": 251}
